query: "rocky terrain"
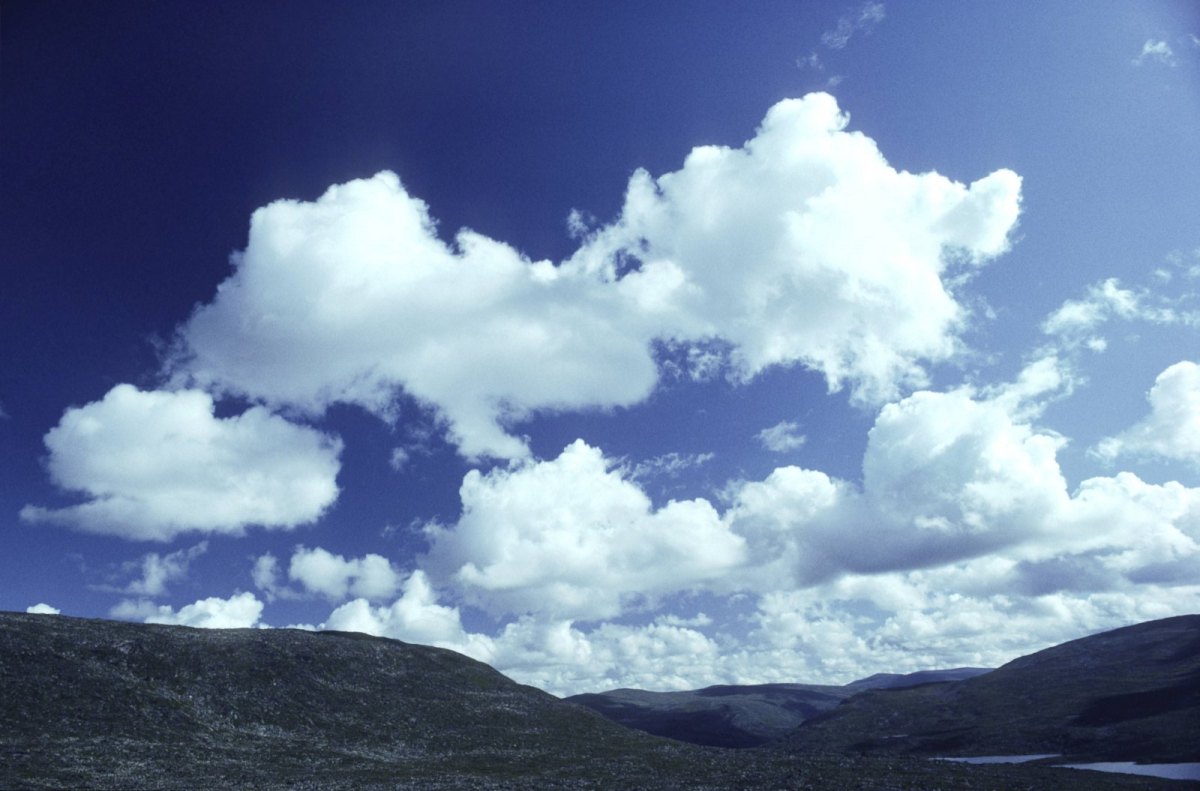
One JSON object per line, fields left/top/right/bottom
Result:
{"left": 0, "top": 611, "right": 1190, "bottom": 789}
{"left": 567, "top": 669, "right": 989, "bottom": 747}
{"left": 782, "top": 614, "right": 1200, "bottom": 764}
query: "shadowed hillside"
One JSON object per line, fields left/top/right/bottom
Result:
{"left": 567, "top": 670, "right": 989, "bottom": 748}
{"left": 0, "top": 612, "right": 1185, "bottom": 790}
{"left": 0, "top": 612, "right": 681, "bottom": 789}
{"left": 782, "top": 614, "right": 1200, "bottom": 764}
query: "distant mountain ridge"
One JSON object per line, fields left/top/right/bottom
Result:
{"left": 567, "top": 668, "right": 991, "bottom": 747}
{"left": 843, "top": 667, "right": 993, "bottom": 692}
{"left": 782, "top": 614, "right": 1200, "bottom": 763}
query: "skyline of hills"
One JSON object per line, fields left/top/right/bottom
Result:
{"left": 2, "top": 610, "right": 1196, "bottom": 788}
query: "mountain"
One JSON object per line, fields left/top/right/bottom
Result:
{"left": 0, "top": 611, "right": 1181, "bottom": 790}
{"left": 842, "top": 667, "right": 992, "bottom": 693}
{"left": 567, "top": 669, "right": 990, "bottom": 748}
{"left": 567, "top": 683, "right": 846, "bottom": 748}
{"left": 0, "top": 611, "right": 675, "bottom": 789}
{"left": 782, "top": 614, "right": 1200, "bottom": 763}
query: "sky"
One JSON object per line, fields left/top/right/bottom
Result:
{"left": 3, "top": 1, "right": 1200, "bottom": 696}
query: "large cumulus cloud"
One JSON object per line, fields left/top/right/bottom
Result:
{"left": 21, "top": 385, "right": 341, "bottom": 540}
{"left": 167, "top": 93, "right": 1022, "bottom": 459}
{"left": 169, "top": 172, "right": 660, "bottom": 460}
{"left": 423, "top": 439, "right": 745, "bottom": 620}
{"left": 573, "top": 92, "right": 1022, "bottom": 403}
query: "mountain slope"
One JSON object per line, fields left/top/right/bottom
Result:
{"left": 782, "top": 614, "right": 1200, "bottom": 763}
{"left": 567, "top": 683, "right": 847, "bottom": 747}
{"left": 567, "top": 669, "right": 990, "bottom": 748}
{"left": 1, "top": 612, "right": 1183, "bottom": 790}
{"left": 842, "top": 667, "right": 992, "bottom": 693}
{"left": 0, "top": 612, "right": 680, "bottom": 789}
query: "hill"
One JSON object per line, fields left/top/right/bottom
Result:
{"left": 0, "top": 611, "right": 672, "bottom": 788}
{"left": 567, "top": 669, "right": 989, "bottom": 748}
{"left": 782, "top": 614, "right": 1200, "bottom": 763}
{"left": 0, "top": 611, "right": 1182, "bottom": 790}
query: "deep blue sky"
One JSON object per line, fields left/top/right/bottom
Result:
{"left": 3, "top": 1, "right": 1199, "bottom": 694}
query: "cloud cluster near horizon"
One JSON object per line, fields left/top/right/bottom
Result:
{"left": 21, "top": 92, "right": 1200, "bottom": 695}
{"left": 75, "top": 360, "right": 1200, "bottom": 695}
{"left": 166, "top": 349, "right": 1198, "bottom": 694}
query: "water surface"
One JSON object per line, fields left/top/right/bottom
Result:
{"left": 936, "top": 754, "right": 1059, "bottom": 765}
{"left": 1060, "top": 762, "right": 1200, "bottom": 781}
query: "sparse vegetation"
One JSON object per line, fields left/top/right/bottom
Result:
{"left": 0, "top": 612, "right": 1192, "bottom": 790}
{"left": 782, "top": 615, "right": 1200, "bottom": 764}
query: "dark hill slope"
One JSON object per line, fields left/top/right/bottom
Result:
{"left": 783, "top": 614, "right": 1200, "bottom": 763}
{"left": 567, "top": 669, "right": 990, "bottom": 748}
{"left": 0, "top": 612, "right": 681, "bottom": 789}
{"left": 842, "top": 667, "right": 991, "bottom": 692}
{"left": 568, "top": 683, "right": 847, "bottom": 747}
{"left": 0, "top": 612, "right": 1182, "bottom": 790}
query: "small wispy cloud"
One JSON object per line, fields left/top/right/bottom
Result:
{"left": 821, "top": 2, "right": 886, "bottom": 50}
{"left": 797, "top": 51, "right": 824, "bottom": 71}
{"left": 97, "top": 542, "right": 209, "bottom": 598}
{"left": 799, "top": 2, "right": 885, "bottom": 86}
{"left": 757, "top": 420, "right": 808, "bottom": 453}
{"left": 1133, "top": 39, "right": 1175, "bottom": 66}
{"left": 389, "top": 447, "right": 411, "bottom": 471}
{"left": 627, "top": 451, "right": 716, "bottom": 482}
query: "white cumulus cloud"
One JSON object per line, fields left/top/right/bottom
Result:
{"left": 1094, "top": 361, "right": 1200, "bottom": 464}
{"left": 424, "top": 439, "right": 746, "bottom": 620}
{"left": 574, "top": 92, "right": 1022, "bottom": 404}
{"left": 323, "top": 570, "right": 494, "bottom": 659}
{"left": 167, "top": 94, "right": 1021, "bottom": 460}
{"left": 169, "top": 172, "right": 659, "bottom": 461}
{"left": 418, "top": 370, "right": 1195, "bottom": 622}
{"left": 295, "top": 372, "right": 1200, "bottom": 694}
{"left": 20, "top": 384, "right": 342, "bottom": 541}
{"left": 350, "top": 360, "right": 1200, "bottom": 694}
{"left": 25, "top": 603, "right": 60, "bottom": 615}
{"left": 286, "top": 546, "right": 403, "bottom": 602}
{"left": 112, "top": 591, "right": 264, "bottom": 629}
{"left": 728, "top": 387, "right": 1068, "bottom": 589}
{"left": 488, "top": 617, "right": 723, "bottom": 695}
